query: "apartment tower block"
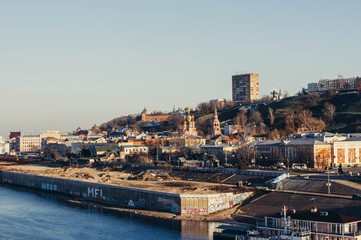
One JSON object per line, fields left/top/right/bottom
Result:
{"left": 232, "top": 73, "right": 259, "bottom": 103}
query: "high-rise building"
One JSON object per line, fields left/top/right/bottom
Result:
{"left": 232, "top": 73, "right": 259, "bottom": 103}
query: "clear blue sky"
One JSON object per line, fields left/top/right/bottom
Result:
{"left": 1, "top": 0, "right": 360, "bottom": 137}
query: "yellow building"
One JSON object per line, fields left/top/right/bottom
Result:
{"left": 313, "top": 143, "right": 333, "bottom": 169}
{"left": 18, "top": 135, "right": 41, "bottom": 152}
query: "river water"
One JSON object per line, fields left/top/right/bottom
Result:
{"left": 0, "top": 185, "right": 220, "bottom": 240}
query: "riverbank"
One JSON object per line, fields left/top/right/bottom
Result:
{"left": 2, "top": 182, "right": 240, "bottom": 223}
{"left": 66, "top": 197, "right": 241, "bottom": 223}
{"left": 0, "top": 163, "right": 240, "bottom": 194}
{"left": 0, "top": 163, "right": 252, "bottom": 221}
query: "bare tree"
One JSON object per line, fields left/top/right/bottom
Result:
{"left": 234, "top": 144, "right": 255, "bottom": 169}
{"left": 267, "top": 129, "right": 280, "bottom": 140}
{"left": 284, "top": 109, "right": 325, "bottom": 134}
{"left": 268, "top": 108, "right": 275, "bottom": 126}
{"left": 249, "top": 111, "right": 263, "bottom": 125}
{"left": 294, "top": 109, "right": 326, "bottom": 132}
{"left": 322, "top": 102, "right": 336, "bottom": 126}
{"left": 167, "top": 115, "right": 184, "bottom": 131}
{"left": 285, "top": 112, "right": 296, "bottom": 134}
{"left": 196, "top": 102, "right": 210, "bottom": 115}
{"left": 234, "top": 108, "right": 248, "bottom": 133}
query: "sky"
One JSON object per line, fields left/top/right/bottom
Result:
{"left": 1, "top": 0, "right": 360, "bottom": 137}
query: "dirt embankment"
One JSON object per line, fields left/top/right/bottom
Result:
{"left": 0, "top": 163, "right": 249, "bottom": 222}
{"left": 1, "top": 164, "right": 238, "bottom": 194}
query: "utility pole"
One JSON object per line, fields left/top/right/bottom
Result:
{"left": 327, "top": 156, "right": 331, "bottom": 194}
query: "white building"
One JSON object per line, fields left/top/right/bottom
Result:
{"left": 0, "top": 136, "right": 6, "bottom": 154}
{"left": 118, "top": 142, "right": 149, "bottom": 159}
{"left": 18, "top": 135, "right": 41, "bottom": 152}
{"left": 307, "top": 76, "right": 360, "bottom": 93}
{"left": 333, "top": 137, "right": 361, "bottom": 167}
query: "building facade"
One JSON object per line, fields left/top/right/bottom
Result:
{"left": 255, "top": 138, "right": 332, "bottom": 169}
{"left": 255, "top": 134, "right": 361, "bottom": 168}
{"left": 307, "top": 76, "right": 361, "bottom": 93}
{"left": 332, "top": 138, "right": 361, "bottom": 167}
{"left": 18, "top": 135, "right": 41, "bottom": 153}
{"left": 232, "top": 73, "right": 259, "bottom": 103}
{"left": 0, "top": 137, "right": 6, "bottom": 154}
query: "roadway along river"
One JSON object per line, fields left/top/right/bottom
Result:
{"left": 0, "top": 185, "right": 217, "bottom": 240}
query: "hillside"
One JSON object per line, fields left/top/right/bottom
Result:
{"left": 100, "top": 92, "right": 361, "bottom": 134}
{"left": 216, "top": 92, "right": 361, "bottom": 133}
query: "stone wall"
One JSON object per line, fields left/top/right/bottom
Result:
{"left": 1, "top": 171, "right": 181, "bottom": 214}
{"left": 180, "top": 192, "right": 252, "bottom": 215}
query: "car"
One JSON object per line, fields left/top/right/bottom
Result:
{"left": 292, "top": 163, "right": 307, "bottom": 170}
{"left": 352, "top": 194, "right": 361, "bottom": 200}
{"left": 275, "top": 162, "right": 287, "bottom": 170}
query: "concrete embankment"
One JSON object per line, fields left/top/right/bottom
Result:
{"left": 0, "top": 171, "right": 251, "bottom": 216}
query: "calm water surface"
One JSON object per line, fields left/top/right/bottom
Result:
{"left": 0, "top": 186, "right": 218, "bottom": 240}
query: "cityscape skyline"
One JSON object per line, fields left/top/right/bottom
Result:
{"left": 1, "top": 1, "right": 360, "bottom": 137}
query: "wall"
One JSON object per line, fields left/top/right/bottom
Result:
{"left": 0, "top": 171, "right": 251, "bottom": 216}
{"left": 180, "top": 192, "right": 252, "bottom": 215}
{"left": 1, "top": 171, "right": 181, "bottom": 214}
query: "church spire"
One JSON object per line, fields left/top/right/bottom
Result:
{"left": 212, "top": 108, "right": 221, "bottom": 136}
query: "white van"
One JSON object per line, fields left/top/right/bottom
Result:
{"left": 292, "top": 163, "right": 307, "bottom": 170}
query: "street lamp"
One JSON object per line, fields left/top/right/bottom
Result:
{"left": 326, "top": 155, "right": 331, "bottom": 194}
{"left": 287, "top": 159, "right": 290, "bottom": 171}
{"left": 253, "top": 147, "right": 256, "bottom": 168}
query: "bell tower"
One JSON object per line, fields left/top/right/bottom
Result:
{"left": 212, "top": 108, "right": 221, "bottom": 136}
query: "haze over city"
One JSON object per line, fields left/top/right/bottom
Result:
{"left": 1, "top": 0, "right": 360, "bottom": 136}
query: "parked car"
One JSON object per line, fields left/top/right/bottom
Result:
{"left": 352, "top": 194, "right": 361, "bottom": 200}
{"left": 292, "top": 163, "right": 307, "bottom": 170}
{"left": 276, "top": 162, "right": 287, "bottom": 169}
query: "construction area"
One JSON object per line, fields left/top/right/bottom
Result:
{"left": 0, "top": 162, "right": 260, "bottom": 219}
{"left": 0, "top": 163, "right": 276, "bottom": 194}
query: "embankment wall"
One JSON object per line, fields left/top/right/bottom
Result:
{"left": 0, "top": 171, "right": 251, "bottom": 216}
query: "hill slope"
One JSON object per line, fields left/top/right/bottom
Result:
{"left": 217, "top": 92, "right": 361, "bottom": 133}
